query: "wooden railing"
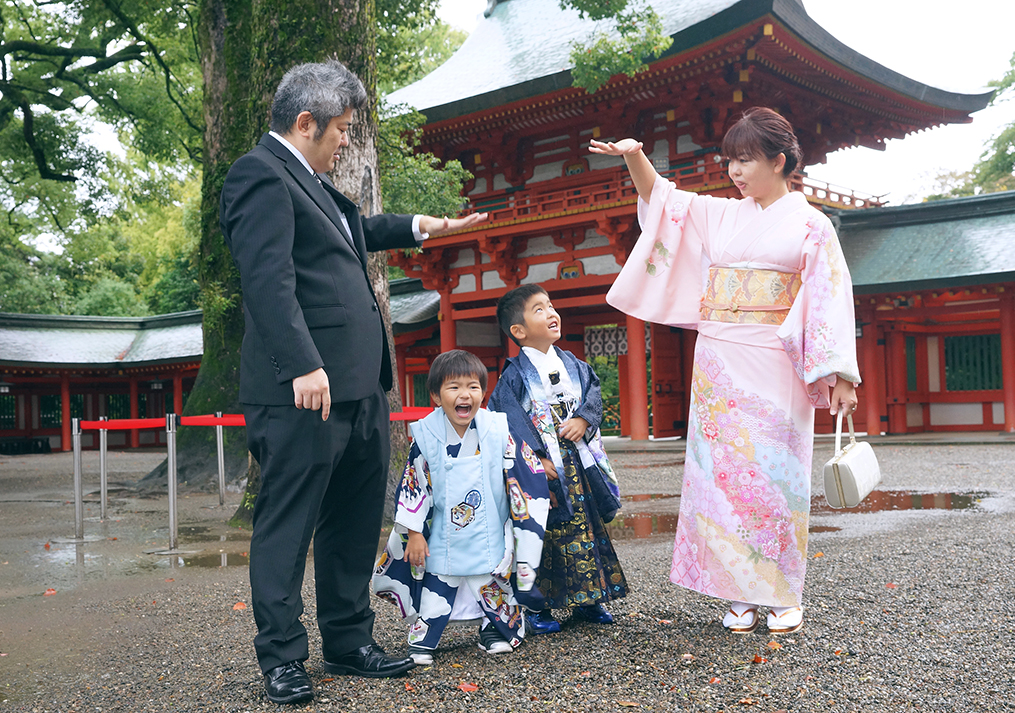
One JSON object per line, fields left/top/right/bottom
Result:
{"left": 459, "top": 153, "right": 882, "bottom": 223}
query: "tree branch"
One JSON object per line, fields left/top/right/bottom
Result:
{"left": 20, "top": 100, "right": 76, "bottom": 182}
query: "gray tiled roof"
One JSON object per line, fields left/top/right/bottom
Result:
{"left": 390, "top": 278, "right": 440, "bottom": 333}
{"left": 387, "top": 0, "right": 992, "bottom": 123}
{"left": 835, "top": 191, "right": 1015, "bottom": 293}
{"left": 0, "top": 311, "right": 203, "bottom": 368}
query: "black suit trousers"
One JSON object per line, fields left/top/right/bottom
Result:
{"left": 244, "top": 384, "right": 390, "bottom": 673}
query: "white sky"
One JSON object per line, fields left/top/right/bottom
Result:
{"left": 437, "top": 0, "right": 1015, "bottom": 204}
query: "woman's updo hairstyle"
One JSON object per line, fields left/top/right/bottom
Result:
{"left": 721, "top": 107, "right": 803, "bottom": 177}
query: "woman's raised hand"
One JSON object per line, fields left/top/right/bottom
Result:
{"left": 589, "top": 138, "right": 643, "bottom": 156}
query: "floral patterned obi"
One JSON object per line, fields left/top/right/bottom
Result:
{"left": 700, "top": 266, "right": 801, "bottom": 326}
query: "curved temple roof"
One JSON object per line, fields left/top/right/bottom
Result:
{"left": 388, "top": 0, "right": 992, "bottom": 123}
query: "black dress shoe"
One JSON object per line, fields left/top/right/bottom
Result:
{"left": 263, "top": 660, "right": 313, "bottom": 704}
{"left": 322, "top": 643, "right": 415, "bottom": 678}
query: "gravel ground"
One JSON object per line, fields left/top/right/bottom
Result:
{"left": 1, "top": 442, "right": 1014, "bottom": 712}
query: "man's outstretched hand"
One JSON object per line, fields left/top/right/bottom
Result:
{"left": 419, "top": 212, "right": 489, "bottom": 238}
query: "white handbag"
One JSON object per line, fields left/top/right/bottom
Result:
{"left": 822, "top": 413, "right": 881, "bottom": 509}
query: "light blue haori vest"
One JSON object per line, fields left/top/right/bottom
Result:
{"left": 410, "top": 408, "right": 510, "bottom": 577}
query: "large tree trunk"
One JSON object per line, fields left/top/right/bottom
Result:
{"left": 186, "top": 0, "right": 407, "bottom": 525}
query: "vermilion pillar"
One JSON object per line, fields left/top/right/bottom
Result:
{"left": 60, "top": 372, "right": 71, "bottom": 452}
{"left": 1000, "top": 289, "right": 1015, "bottom": 433}
{"left": 885, "top": 327, "right": 908, "bottom": 435}
{"left": 860, "top": 310, "right": 882, "bottom": 436}
{"left": 625, "top": 315, "right": 649, "bottom": 440}
{"left": 439, "top": 292, "right": 456, "bottom": 353}
{"left": 129, "top": 377, "right": 139, "bottom": 448}
{"left": 173, "top": 373, "right": 183, "bottom": 415}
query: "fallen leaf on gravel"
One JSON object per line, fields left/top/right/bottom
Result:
{"left": 109, "top": 537, "right": 117, "bottom": 541}
{"left": 739, "top": 698, "right": 759, "bottom": 705}
{"left": 43, "top": 588, "right": 56, "bottom": 596}
{"left": 457, "top": 682, "right": 478, "bottom": 692}
{"left": 658, "top": 619, "right": 672, "bottom": 624}
{"left": 321, "top": 678, "right": 334, "bottom": 683}
{"left": 404, "top": 682, "right": 415, "bottom": 691}
{"left": 165, "top": 578, "right": 174, "bottom": 582}
{"left": 451, "top": 663, "right": 463, "bottom": 668}
{"left": 753, "top": 655, "right": 767, "bottom": 664}
{"left": 232, "top": 602, "right": 247, "bottom": 610}
{"left": 708, "top": 677, "right": 720, "bottom": 684}
{"left": 44, "top": 542, "right": 50, "bottom": 550}
{"left": 767, "top": 641, "right": 782, "bottom": 650}
{"left": 813, "top": 551, "right": 824, "bottom": 558}
{"left": 617, "top": 702, "right": 639, "bottom": 708}
{"left": 580, "top": 671, "right": 591, "bottom": 677}
{"left": 886, "top": 582, "right": 897, "bottom": 589}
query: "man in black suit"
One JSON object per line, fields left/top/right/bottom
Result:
{"left": 220, "top": 60, "right": 486, "bottom": 705}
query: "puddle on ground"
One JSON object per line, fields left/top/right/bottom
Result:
{"left": 810, "top": 490, "right": 986, "bottom": 514}
{"left": 605, "top": 491, "right": 987, "bottom": 540}
{"left": 181, "top": 552, "right": 249, "bottom": 568}
{"left": 178, "top": 525, "right": 249, "bottom": 543}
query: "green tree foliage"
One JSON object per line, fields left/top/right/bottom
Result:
{"left": 563, "top": 0, "right": 673, "bottom": 93}
{"left": 377, "top": 0, "right": 467, "bottom": 94}
{"left": 73, "top": 276, "right": 148, "bottom": 316}
{"left": 926, "top": 52, "right": 1015, "bottom": 201}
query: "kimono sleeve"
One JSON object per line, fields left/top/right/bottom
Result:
{"left": 606, "top": 174, "right": 722, "bottom": 328}
{"left": 776, "top": 212, "right": 862, "bottom": 408}
{"left": 392, "top": 441, "right": 433, "bottom": 535}
{"left": 501, "top": 432, "right": 550, "bottom": 596}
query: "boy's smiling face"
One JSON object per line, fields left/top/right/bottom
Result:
{"left": 433, "top": 373, "right": 485, "bottom": 436}
{"left": 510, "top": 292, "right": 561, "bottom": 352}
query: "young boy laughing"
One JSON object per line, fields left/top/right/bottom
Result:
{"left": 372, "top": 350, "right": 551, "bottom": 664}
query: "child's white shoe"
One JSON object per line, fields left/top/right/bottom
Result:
{"left": 407, "top": 646, "right": 434, "bottom": 665}
{"left": 478, "top": 624, "right": 513, "bottom": 654}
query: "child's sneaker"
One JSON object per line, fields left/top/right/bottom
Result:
{"left": 478, "top": 624, "right": 513, "bottom": 654}
{"left": 525, "top": 609, "right": 562, "bottom": 635}
{"left": 571, "top": 603, "right": 614, "bottom": 624}
{"left": 407, "top": 645, "right": 434, "bottom": 665}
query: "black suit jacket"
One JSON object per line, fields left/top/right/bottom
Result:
{"left": 220, "top": 133, "right": 418, "bottom": 405}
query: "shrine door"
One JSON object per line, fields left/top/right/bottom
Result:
{"left": 650, "top": 324, "right": 689, "bottom": 438}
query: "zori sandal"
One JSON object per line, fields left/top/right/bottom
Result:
{"left": 767, "top": 606, "right": 804, "bottom": 634}
{"left": 722, "top": 602, "right": 760, "bottom": 634}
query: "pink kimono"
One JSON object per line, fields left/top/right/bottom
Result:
{"left": 607, "top": 176, "right": 860, "bottom": 607}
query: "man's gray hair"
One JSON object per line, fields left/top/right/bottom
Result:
{"left": 270, "top": 60, "right": 368, "bottom": 139}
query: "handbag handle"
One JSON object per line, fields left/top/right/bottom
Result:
{"left": 834, "top": 412, "right": 858, "bottom": 453}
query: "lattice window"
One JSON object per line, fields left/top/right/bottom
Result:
{"left": 944, "top": 334, "right": 1002, "bottom": 391}
{"left": 0, "top": 395, "right": 16, "bottom": 430}
{"left": 107, "top": 394, "right": 131, "bottom": 420}
{"left": 39, "top": 395, "right": 61, "bottom": 428}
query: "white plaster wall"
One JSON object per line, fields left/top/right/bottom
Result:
{"left": 519, "top": 235, "right": 563, "bottom": 257}
{"left": 906, "top": 403, "right": 924, "bottom": 428}
{"left": 493, "top": 173, "right": 511, "bottom": 190}
{"left": 993, "top": 402, "right": 1004, "bottom": 424}
{"left": 482, "top": 271, "right": 506, "bottom": 290}
{"left": 468, "top": 177, "right": 488, "bottom": 195}
{"left": 481, "top": 252, "right": 491, "bottom": 264}
{"left": 647, "top": 139, "right": 668, "bottom": 161}
{"left": 927, "top": 337, "right": 941, "bottom": 392}
{"left": 530, "top": 161, "right": 565, "bottom": 183}
{"left": 576, "top": 229, "right": 609, "bottom": 250}
{"left": 520, "top": 262, "right": 561, "bottom": 284}
{"left": 449, "top": 248, "right": 475, "bottom": 268}
{"left": 929, "top": 402, "right": 983, "bottom": 426}
{"left": 676, "top": 134, "right": 702, "bottom": 154}
{"left": 582, "top": 254, "right": 622, "bottom": 275}
{"left": 452, "top": 273, "right": 477, "bottom": 294}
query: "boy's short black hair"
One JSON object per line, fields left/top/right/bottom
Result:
{"left": 496, "top": 284, "right": 548, "bottom": 345}
{"left": 427, "top": 349, "right": 488, "bottom": 397}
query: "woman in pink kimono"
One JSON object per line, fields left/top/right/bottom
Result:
{"left": 590, "top": 108, "right": 859, "bottom": 635}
